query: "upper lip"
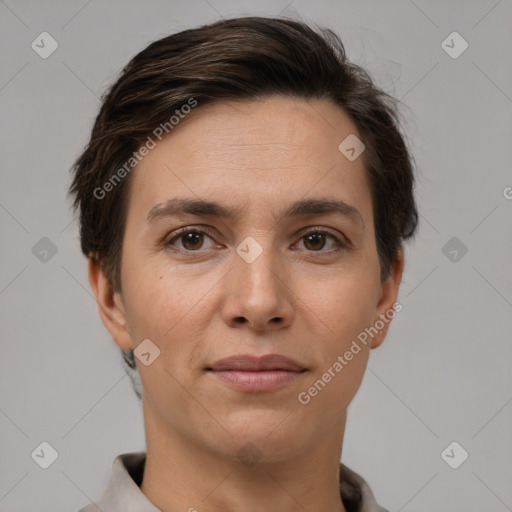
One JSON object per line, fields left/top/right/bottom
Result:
{"left": 207, "top": 354, "right": 305, "bottom": 372}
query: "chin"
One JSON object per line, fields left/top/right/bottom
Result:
{"left": 215, "top": 411, "right": 308, "bottom": 458}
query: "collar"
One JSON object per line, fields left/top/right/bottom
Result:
{"left": 77, "top": 451, "right": 389, "bottom": 512}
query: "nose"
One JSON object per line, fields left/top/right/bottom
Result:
{"left": 220, "top": 241, "right": 294, "bottom": 332}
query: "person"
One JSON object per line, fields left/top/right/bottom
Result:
{"left": 68, "top": 15, "right": 418, "bottom": 512}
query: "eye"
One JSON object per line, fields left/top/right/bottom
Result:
{"left": 164, "top": 227, "right": 348, "bottom": 255}
{"left": 294, "top": 229, "right": 346, "bottom": 253}
{"left": 166, "top": 228, "right": 218, "bottom": 251}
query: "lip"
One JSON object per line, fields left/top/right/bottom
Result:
{"left": 206, "top": 354, "right": 307, "bottom": 392}
{"left": 207, "top": 354, "right": 305, "bottom": 372}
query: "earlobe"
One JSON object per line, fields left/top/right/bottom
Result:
{"left": 370, "top": 251, "right": 404, "bottom": 349}
{"left": 87, "top": 257, "right": 133, "bottom": 351}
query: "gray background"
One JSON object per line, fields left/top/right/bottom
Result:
{"left": 1, "top": 0, "right": 511, "bottom": 511}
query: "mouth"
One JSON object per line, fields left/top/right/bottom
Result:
{"left": 206, "top": 354, "right": 307, "bottom": 392}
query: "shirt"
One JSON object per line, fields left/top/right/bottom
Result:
{"left": 76, "top": 451, "right": 389, "bottom": 512}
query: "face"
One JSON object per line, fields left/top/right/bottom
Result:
{"left": 90, "top": 95, "right": 403, "bottom": 462}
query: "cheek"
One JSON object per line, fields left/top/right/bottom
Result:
{"left": 295, "top": 278, "right": 376, "bottom": 416}
{"left": 299, "top": 265, "right": 380, "bottom": 343}
{"left": 120, "top": 258, "right": 219, "bottom": 360}
{"left": 297, "top": 348, "right": 369, "bottom": 427}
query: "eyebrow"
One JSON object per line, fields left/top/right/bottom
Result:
{"left": 146, "top": 197, "right": 365, "bottom": 230}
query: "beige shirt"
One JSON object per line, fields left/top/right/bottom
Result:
{"left": 76, "top": 452, "right": 389, "bottom": 512}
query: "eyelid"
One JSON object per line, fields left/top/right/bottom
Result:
{"left": 296, "top": 225, "right": 349, "bottom": 243}
{"left": 292, "top": 224, "right": 352, "bottom": 250}
{"left": 293, "top": 227, "right": 349, "bottom": 252}
{"left": 165, "top": 225, "right": 219, "bottom": 248}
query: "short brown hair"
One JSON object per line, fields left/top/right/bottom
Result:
{"left": 68, "top": 16, "right": 418, "bottom": 392}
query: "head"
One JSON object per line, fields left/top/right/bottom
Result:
{"left": 69, "top": 16, "right": 417, "bottom": 460}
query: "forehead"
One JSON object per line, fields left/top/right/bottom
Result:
{"left": 127, "top": 96, "right": 372, "bottom": 225}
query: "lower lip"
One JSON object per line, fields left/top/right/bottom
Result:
{"left": 208, "top": 370, "right": 304, "bottom": 391}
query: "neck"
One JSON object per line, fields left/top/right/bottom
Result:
{"left": 139, "top": 398, "right": 348, "bottom": 512}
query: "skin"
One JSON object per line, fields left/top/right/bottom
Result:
{"left": 89, "top": 95, "right": 404, "bottom": 512}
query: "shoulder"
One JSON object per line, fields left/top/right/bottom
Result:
{"left": 73, "top": 451, "right": 152, "bottom": 512}
{"left": 339, "top": 462, "right": 391, "bottom": 512}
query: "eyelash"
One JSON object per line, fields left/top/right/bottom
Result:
{"left": 164, "top": 226, "right": 348, "bottom": 256}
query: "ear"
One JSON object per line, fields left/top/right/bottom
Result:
{"left": 87, "top": 257, "right": 133, "bottom": 351}
{"left": 370, "top": 250, "right": 404, "bottom": 349}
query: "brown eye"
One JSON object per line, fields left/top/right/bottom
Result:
{"left": 303, "top": 232, "right": 327, "bottom": 251}
{"left": 180, "top": 231, "right": 204, "bottom": 250}
{"left": 167, "top": 229, "right": 217, "bottom": 252}
{"left": 295, "top": 230, "right": 345, "bottom": 254}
